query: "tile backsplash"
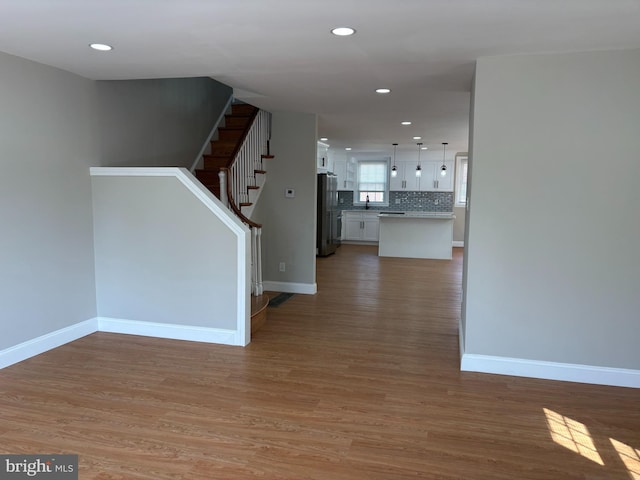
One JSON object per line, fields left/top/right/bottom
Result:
{"left": 337, "top": 190, "right": 453, "bottom": 212}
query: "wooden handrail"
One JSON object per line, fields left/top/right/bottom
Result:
{"left": 220, "top": 167, "right": 262, "bottom": 229}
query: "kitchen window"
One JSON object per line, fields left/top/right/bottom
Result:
{"left": 356, "top": 159, "right": 389, "bottom": 205}
{"left": 455, "top": 154, "right": 468, "bottom": 206}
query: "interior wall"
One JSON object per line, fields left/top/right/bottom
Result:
{"left": 460, "top": 71, "right": 476, "bottom": 345}
{"left": 453, "top": 207, "right": 466, "bottom": 242}
{"left": 464, "top": 49, "right": 640, "bottom": 369}
{"left": 252, "top": 111, "right": 318, "bottom": 292}
{"left": 0, "top": 52, "right": 98, "bottom": 350}
{"left": 95, "top": 77, "right": 232, "bottom": 167}
{"left": 92, "top": 175, "right": 240, "bottom": 330}
{"left": 0, "top": 51, "right": 235, "bottom": 353}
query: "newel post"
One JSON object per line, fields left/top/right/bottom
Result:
{"left": 256, "top": 226, "right": 263, "bottom": 295}
{"left": 218, "top": 169, "right": 229, "bottom": 208}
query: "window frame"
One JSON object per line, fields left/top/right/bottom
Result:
{"left": 455, "top": 154, "right": 468, "bottom": 207}
{"left": 354, "top": 157, "right": 390, "bottom": 207}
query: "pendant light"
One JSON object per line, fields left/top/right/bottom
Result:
{"left": 391, "top": 143, "right": 398, "bottom": 177}
{"left": 415, "top": 142, "right": 423, "bottom": 177}
{"left": 440, "top": 142, "right": 448, "bottom": 177}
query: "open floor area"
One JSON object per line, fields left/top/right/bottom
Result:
{"left": 1, "top": 245, "right": 639, "bottom": 479}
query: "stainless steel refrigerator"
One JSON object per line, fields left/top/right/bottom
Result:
{"left": 317, "top": 173, "right": 340, "bottom": 256}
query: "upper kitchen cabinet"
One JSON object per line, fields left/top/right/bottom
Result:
{"left": 418, "top": 161, "right": 455, "bottom": 191}
{"left": 317, "top": 141, "right": 330, "bottom": 173}
{"left": 334, "top": 157, "right": 356, "bottom": 191}
{"left": 389, "top": 161, "right": 420, "bottom": 191}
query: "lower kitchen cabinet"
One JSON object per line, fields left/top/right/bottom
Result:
{"left": 343, "top": 211, "right": 380, "bottom": 242}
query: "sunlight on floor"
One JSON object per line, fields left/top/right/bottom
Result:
{"left": 543, "top": 408, "right": 604, "bottom": 465}
{"left": 610, "top": 438, "right": 640, "bottom": 480}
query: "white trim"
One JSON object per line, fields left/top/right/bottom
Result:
{"left": 190, "top": 94, "right": 234, "bottom": 173}
{"left": 98, "top": 317, "right": 241, "bottom": 346}
{"left": 0, "top": 319, "right": 98, "bottom": 369}
{"left": 461, "top": 353, "right": 640, "bottom": 389}
{"left": 452, "top": 240, "right": 464, "bottom": 247}
{"left": 454, "top": 153, "right": 468, "bottom": 207}
{"left": 90, "top": 167, "right": 251, "bottom": 346}
{"left": 458, "top": 318, "right": 465, "bottom": 360}
{"left": 0, "top": 315, "right": 249, "bottom": 370}
{"left": 262, "top": 281, "right": 317, "bottom": 295}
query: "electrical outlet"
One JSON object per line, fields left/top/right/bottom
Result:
{"left": 279, "top": 262, "right": 286, "bottom": 272}
{"left": 395, "top": 199, "right": 400, "bottom": 204}
{"left": 434, "top": 199, "right": 439, "bottom": 205}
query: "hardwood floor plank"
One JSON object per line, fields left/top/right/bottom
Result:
{"left": 1, "top": 245, "right": 639, "bottom": 479}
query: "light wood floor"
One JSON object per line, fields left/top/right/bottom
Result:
{"left": 1, "top": 245, "right": 639, "bottom": 479}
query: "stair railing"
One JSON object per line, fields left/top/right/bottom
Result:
{"left": 228, "top": 109, "right": 271, "bottom": 206}
{"left": 218, "top": 108, "right": 271, "bottom": 296}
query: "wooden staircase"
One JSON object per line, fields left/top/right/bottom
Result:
{"left": 195, "top": 103, "right": 258, "bottom": 201}
{"left": 195, "top": 102, "right": 271, "bottom": 333}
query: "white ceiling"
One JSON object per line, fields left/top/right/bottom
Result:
{"left": 1, "top": 0, "right": 640, "bottom": 155}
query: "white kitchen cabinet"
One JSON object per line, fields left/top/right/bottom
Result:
{"left": 334, "top": 158, "right": 356, "bottom": 191}
{"left": 317, "top": 142, "right": 330, "bottom": 173}
{"left": 418, "top": 161, "right": 455, "bottom": 192}
{"left": 389, "top": 161, "right": 420, "bottom": 191}
{"left": 343, "top": 211, "right": 380, "bottom": 242}
{"left": 362, "top": 214, "right": 380, "bottom": 241}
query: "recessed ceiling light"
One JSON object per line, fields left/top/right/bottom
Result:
{"left": 331, "top": 27, "right": 356, "bottom": 36}
{"left": 90, "top": 43, "right": 113, "bottom": 51}
{"left": 401, "top": 121, "right": 412, "bottom": 126}
{"left": 413, "top": 136, "right": 422, "bottom": 140}
{"left": 375, "top": 88, "right": 391, "bottom": 94}
{"left": 421, "top": 146, "right": 428, "bottom": 150}
{"left": 320, "top": 137, "right": 328, "bottom": 141}
{"left": 345, "top": 147, "right": 352, "bottom": 151}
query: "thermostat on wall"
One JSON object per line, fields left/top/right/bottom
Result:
{"left": 285, "top": 188, "right": 295, "bottom": 198}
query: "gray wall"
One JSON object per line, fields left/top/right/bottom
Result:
{"left": 0, "top": 52, "right": 98, "bottom": 349}
{"left": 463, "top": 49, "right": 640, "bottom": 369}
{"left": 453, "top": 206, "right": 466, "bottom": 242}
{"left": 0, "top": 51, "right": 234, "bottom": 351}
{"left": 92, "top": 176, "right": 239, "bottom": 330}
{"left": 96, "top": 78, "right": 231, "bottom": 167}
{"left": 252, "top": 111, "right": 317, "bottom": 290}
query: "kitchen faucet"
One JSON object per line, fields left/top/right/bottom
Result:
{"left": 365, "top": 195, "right": 370, "bottom": 209}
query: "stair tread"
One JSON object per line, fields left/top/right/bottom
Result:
{"left": 255, "top": 169, "right": 266, "bottom": 174}
{"left": 251, "top": 294, "right": 269, "bottom": 334}
{"left": 247, "top": 185, "right": 260, "bottom": 190}
{"left": 261, "top": 155, "right": 274, "bottom": 159}
{"left": 251, "top": 294, "right": 269, "bottom": 315}
{"left": 231, "top": 104, "right": 259, "bottom": 114}
{"left": 240, "top": 202, "right": 253, "bottom": 207}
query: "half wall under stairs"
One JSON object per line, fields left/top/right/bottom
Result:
{"left": 193, "top": 101, "right": 273, "bottom": 334}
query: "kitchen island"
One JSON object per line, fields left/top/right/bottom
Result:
{"left": 378, "top": 212, "right": 455, "bottom": 260}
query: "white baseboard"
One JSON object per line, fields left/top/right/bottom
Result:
{"left": 262, "top": 281, "right": 317, "bottom": 294}
{"left": 0, "top": 316, "right": 246, "bottom": 370}
{"left": 0, "top": 319, "right": 98, "bottom": 369}
{"left": 452, "top": 241, "right": 464, "bottom": 247}
{"left": 97, "top": 317, "right": 241, "bottom": 346}
{"left": 461, "top": 353, "right": 640, "bottom": 389}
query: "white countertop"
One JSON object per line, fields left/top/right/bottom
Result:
{"left": 377, "top": 211, "right": 455, "bottom": 219}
